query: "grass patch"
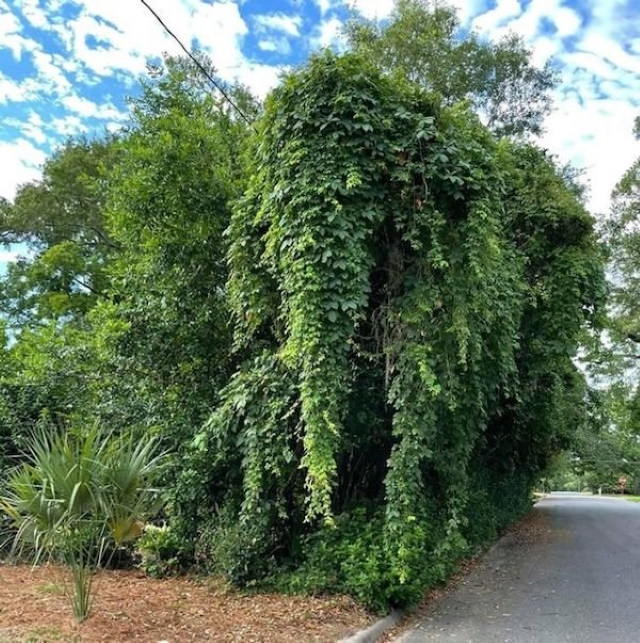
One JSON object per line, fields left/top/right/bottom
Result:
{"left": 602, "top": 494, "right": 640, "bottom": 502}
{"left": 36, "top": 582, "right": 65, "bottom": 596}
{"left": 24, "top": 626, "right": 71, "bottom": 642}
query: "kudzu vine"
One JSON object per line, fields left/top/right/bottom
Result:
{"left": 178, "top": 52, "right": 604, "bottom": 606}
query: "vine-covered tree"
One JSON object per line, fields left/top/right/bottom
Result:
{"left": 174, "top": 52, "right": 604, "bottom": 608}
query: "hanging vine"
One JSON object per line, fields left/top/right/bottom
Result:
{"left": 183, "top": 52, "right": 605, "bottom": 607}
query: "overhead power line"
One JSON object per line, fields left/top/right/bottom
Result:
{"left": 138, "top": 0, "right": 255, "bottom": 130}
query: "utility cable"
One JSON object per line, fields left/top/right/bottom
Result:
{"left": 138, "top": 0, "right": 256, "bottom": 130}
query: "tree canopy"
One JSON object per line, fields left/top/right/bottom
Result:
{"left": 346, "top": 0, "right": 556, "bottom": 136}
{"left": 0, "top": 137, "right": 118, "bottom": 326}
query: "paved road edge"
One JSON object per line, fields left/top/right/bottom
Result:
{"left": 338, "top": 609, "right": 403, "bottom": 643}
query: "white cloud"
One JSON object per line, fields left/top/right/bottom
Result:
{"left": 48, "top": 115, "right": 87, "bottom": 137}
{"left": 258, "top": 39, "right": 279, "bottom": 52}
{"left": 472, "top": 0, "right": 580, "bottom": 43}
{"left": 258, "top": 37, "right": 292, "bottom": 55}
{"left": 0, "top": 0, "right": 288, "bottom": 206}
{"left": 542, "top": 93, "right": 638, "bottom": 214}
{"left": 60, "top": 95, "right": 88, "bottom": 116}
{"left": 529, "top": 35, "right": 561, "bottom": 67}
{"left": 104, "top": 121, "right": 125, "bottom": 134}
{"left": 0, "top": 6, "right": 39, "bottom": 59}
{"left": 31, "top": 50, "right": 72, "bottom": 94}
{"left": 552, "top": 5, "right": 582, "bottom": 37}
{"left": 514, "top": 0, "right": 581, "bottom": 39}
{"left": 446, "top": 0, "right": 490, "bottom": 26}
{"left": 27, "top": 111, "right": 43, "bottom": 128}
{"left": 254, "top": 12, "right": 302, "bottom": 37}
{"left": 16, "top": 0, "right": 50, "bottom": 30}
{"left": 314, "top": 0, "right": 335, "bottom": 15}
{"left": 60, "top": 94, "right": 126, "bottom": 121}
{"left": 315, "top": 0, "right": 396, "bottom": 20}
{"left": 349, "top": 0, "right": 395, "bottom": 20}
{"left": 579, "top": 32, "right": 640, "bottom": 75}
{"left": 3, "top": 0, "right": 286, "bottom": 114}
{"left": 0, "top": 139, "right": 46, "bottom": 200}
{"left": 235, "top": 63, "right": 284, "bottom": 99}
{"left": 0, "top": 72, "right": 32, "bottom": 104}
{"left": 0, "top": 247, "right": 33, "bottom": 263}
{"left": 17, "top": 111, "right": 47, "bottom": 145}
{"left": 473, "top": 0, "right": 522, "bottom": 33}
{"left": 562, "top": 52, "right": 620, "bottom": 81}
{"left": 311, "top": 17, "right": 345, "bottom": 49}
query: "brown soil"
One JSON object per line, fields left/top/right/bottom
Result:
{"left": 0, "top": 564, "right": 372, "bottom": 642}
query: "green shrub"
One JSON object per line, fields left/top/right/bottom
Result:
{"left": 194, "top": 505, "right": 279, "bottom": 585}
{"left": 271, "top": 487, "right": 534, "bottom": 613}
{"left": 271, "top": 508, "right": 440, "bottom": 613}
{"left": 137, "top": 524, "right": 181, "bottom": 578}
{"left": 0, "top": 426, "right": 164, "bottom": 621}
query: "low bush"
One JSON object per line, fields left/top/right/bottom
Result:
{"left": 193, "top": 505, "right": 280, "bottom": 586}
{"left": 269, "top": 508, "right": 441, "bottom": 613}
{"left": 0, "top": 426, "right": 164, "bottom": 621}
{"left": 137, "top": 524, "right": 181, "bottom": 578}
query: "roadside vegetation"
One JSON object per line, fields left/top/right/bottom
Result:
{"left": 0, "top": 0, "right": 636, "bottom": 634}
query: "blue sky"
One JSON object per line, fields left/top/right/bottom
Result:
{"left": 0, "top": 0, "right": 639, "bottom": 272}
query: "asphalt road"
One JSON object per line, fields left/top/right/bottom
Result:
{"left": 398, "top": 493, "right": 640, "bottom": 643}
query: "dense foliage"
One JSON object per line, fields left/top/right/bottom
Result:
{"left": 0, "top": 137, "right": 117, "bottom": 327}
{"left": 1, "top": 3, "right": 609, "bottom": 613}
{"left": 93, "top": 57, "right": 256, "bottom": 455}
{"left": 0, "top": 56, "right": 253, "bottom": 476}
{"left": 576, "top": 386, "right": 640, "bottom": 493}
{"left": 172, "top": 52, "right": 604, "bottom": 607}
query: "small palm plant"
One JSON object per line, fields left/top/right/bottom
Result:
{"left": 0, "top": 426, "right": 163, "bottom": 622}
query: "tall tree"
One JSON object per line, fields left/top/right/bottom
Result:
{"left": 605, "top": 116, "right": 640, "bottom": 364}
{"left": 345, "top": 0, "right": 556, "bottom": 136}
{"left": 0, "top": 137, "right": 119, "bottom": 327}
{"left": 98, "top": 55, "right": 258, "bottom": 449}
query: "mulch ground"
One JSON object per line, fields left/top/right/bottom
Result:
{"left": 0, "top": 564, "right": 373, "bottom": 642}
